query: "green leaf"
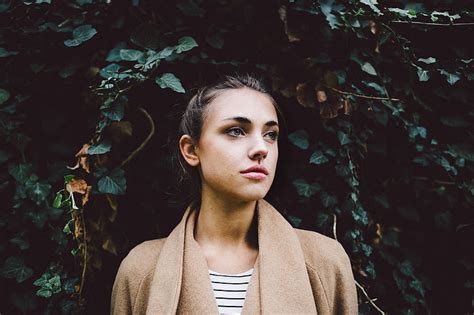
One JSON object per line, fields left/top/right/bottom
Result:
{"left": 10, "top": 234, "right": 30, "bottom": 250}
{"left": 0, "top": 88, "right": 10, "bottom": 104}
{"left": 119, "top": 49, "right": 143, "bottom": 61}
{"left": 101, "top": 97, "right": 125, "bottom": 121}
{"left": 106, "top": 42, "right": 127, "bottom": 62}
{"left": 8, "top": 163, "right": 33, "bottom": 183}
{"left": 26, "top": 181, "right": 52, "bottom": 204}
{"left": 418, "top": 57, "right": 436, "bottom": 64}
{"left": 34, "top": 271, "right": 62, "bottom": 298}
{"left": 388, "top": 8, "right": 416, "bottom": 18}
{"left": 288, "top": 215, "right": 302, "bottom": 227}
{"left": 292, "top": 178, "right": 320, "bottom": 197}
{"left": 447, "top": 143, "right": 474, "bottom": 161}
{"left": 320, "top": 191, "right": 338, "bottom": 207}
{"left": 399, "top": 260, "right": 414, "bottom": 277}
{"left": 417, "top": 68, "right": 429, "bottom": 81}
{"left": 99, "top": 63, "right": 121, "bottom": 79}
{"left": 174, "top": 36, "right": 198, "bottom": 53}
{"left": 360, "top": 0, "right": 382, "bottom": 15}
{"left": 53, "top": 192, "right": 63, "bottom": 208}
{"left": 319, "top": 0, "right": 341, "bottom": 29}
{"left": 361, "top": 62, "right": 377, "bottom": 76}
{"left": 438, "top": 69, "right": 460, "bottom": 85}
{"left": 155, "top": 73, "right": 185, "bottom": 93}
{"left": 64, "top": 25, "right": 97, "bottom": 47}
{"left": 0, "top": 256, "right": 34, "bottom": 283}
{"left": 26, "top": 209, "right": 49, "bottom": 229}
{"left": 309, "top": 151, "right": 329, "bottom": 165}
{"left": 98, "top": 168, "right": 127, "bottom": 195}
{"left": 337, "top": 131, "right": 351, "bottom": 145}
{"left": 88, "top": 141, "right": 112, "bottom": 155}
{"left": 64, "top": 175, "right": 75, "bottom": 183}
{"left": 288, "top": 130, "right": 309, "bottom": 150}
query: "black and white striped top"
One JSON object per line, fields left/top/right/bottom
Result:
{"left": 209, "top": 268, "right": 254, "bottom": 315}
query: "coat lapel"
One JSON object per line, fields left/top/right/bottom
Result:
{"left": 145, "top": 199, "right": 317, "bottom": 314}
{"left": 256, "top": 199, "right": 317, "bottom": 314}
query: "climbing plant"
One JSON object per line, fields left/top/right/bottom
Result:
{"left": 1, "top": 0, "right": 472, "bottom": 313}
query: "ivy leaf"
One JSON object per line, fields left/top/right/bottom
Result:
{"left": 418, "top": 57, "right": 436, "bottom": 64}
{"left": 8, "top": 163, "right": 33, "bottom": 183}
{"left": 64, "top": 25, "right": 97, "bottom": 47}
{"left": 98, "top": 168, "right": 126, "bottom": 195}
{"left": 320, "top": 191, "right": 338, "bottom": 207}
{"left": 106, "top": 42, "right": 127, "bottom": 62}
{"left": 337, "top": 131, "right": 351, "bottom": 145}
{"left": 88, "top": 141, "right": 112, "bottom": 155}
{"left": 438, "top": 69, "right": 460, "bottom": 85}
{"left": 99, "top": 63, "right": 121, "bottom": 79}
{"left": 0, "top": 257, "right": 34, "bottom": 283}
{"left": 309, "top": 151, "right": 329, "bottom": 164}
{"left": 10, "top": 234, "right": 30, "bottom": 250}
{"left": 417, "top": 68, "right": 430, "bottom": 82}
{"left": 447, "top": 143, "right": 474, "bottom": 161}
{"left": 398, "top": 260, "right": 415, "bottom": 277}
{"left": 360, "top": 0, "right": 382, "bottom": 15}
{"left": 292, "top": 178, "right": 320, "bottom": 197}
{"left": 33, "top": 270, "right": 62, "bottom": 298}
{"left": 361, "top": 62, "right": 377, "bottom": 76}
{"left": 155, "top": 73, "right": 185, "bottom": 93}
{"left": 0, "top": 88, "right": 10, "bottom": 104}
{"left": 119, "top": 49, "right": 143, "bottom": 61}
{"left": 319, "top": 0, "right": 341, "bottom": 29}
{"left": 26, "top": 181, "right": 52, "bottom": 205}
{"left": 174, "top": 36, "right": 198, "bottom": 53}
{"left": 101, "top": 97, "right": 125, "bottom": 121}
{"left": 288, "top": 130, "right": 309, "bottom": 150}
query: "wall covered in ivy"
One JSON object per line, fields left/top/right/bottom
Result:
{"left": 1, "top": 0, "right": 473, "bottom": 314}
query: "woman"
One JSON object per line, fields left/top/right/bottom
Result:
{"left": 110, "top": 74, "right": 358, "bottom": 314}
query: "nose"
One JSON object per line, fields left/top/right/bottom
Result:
{"left": 249, "top": 135, "right": 268, "bottom": 162}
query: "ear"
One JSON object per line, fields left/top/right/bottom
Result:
{"left": 179, "top": 134, "right": 200, "bottom": 167}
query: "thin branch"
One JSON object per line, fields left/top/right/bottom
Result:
{"left": 392, "top": 20, "right": 474, "bottom": 27}
{"left": 120, "top": 107, "right": 155, "bottom": 168}
{"left": 78, "top": 208, "right": 88, "bottom": 300}
{"left": 332, "top": 208, "right": 385, "bottom": 314}
{"left": 412, "top": 176, "right": 456, "bottom": 186}
{"left": 328, "top": 87, "right": 401, "bottom": 101}
{"left": 355, "top": 281, "right": 386, "bottom": 315}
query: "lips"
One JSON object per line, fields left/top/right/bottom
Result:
{"left": 240, "top": 165, "right": 269, "bottom": 180}
{"left": 241, "top": 165, "right": 269, "bottom": 175}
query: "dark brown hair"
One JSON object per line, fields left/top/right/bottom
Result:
{"left": 176, "top": 73, "right": 285, "bottom": 209}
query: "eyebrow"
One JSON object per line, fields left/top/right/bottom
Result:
{"left": 222, "top": 116, "right": 279, "bottom": 127}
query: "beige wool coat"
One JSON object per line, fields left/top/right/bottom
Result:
{"left": 111, "top": 199, "right": 358, "bottom": 314}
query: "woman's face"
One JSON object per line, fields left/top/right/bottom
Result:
{"left": 194, "top": 88, "right": 279, "bottom": 203}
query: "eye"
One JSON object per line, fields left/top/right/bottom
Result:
{"left": 226, "top": 127, "right": 245, "bottom": 137}
{"left": 264, "top": 131, "right": 279, "bottom": 141}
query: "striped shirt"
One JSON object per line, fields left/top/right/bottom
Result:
{"left": 209, "top": 268, "right": 254, "bottom": 315}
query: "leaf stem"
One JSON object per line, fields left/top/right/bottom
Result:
{"left": 120, "top": 107, "right": 155, "bottom": 168}
{"left": 392, "top": 21, "right": 474, "bottom": 27}
{"left": 328, "top": 87, "right": 401, "bottom": 101}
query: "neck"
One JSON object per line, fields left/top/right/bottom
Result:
{"left": 194, "top": 189, "right": 258, "bottom": 250}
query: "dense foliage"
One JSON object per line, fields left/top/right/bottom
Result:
{"left": 1, "top": 0, "right": 473, "bottom": 314}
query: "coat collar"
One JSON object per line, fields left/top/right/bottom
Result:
{"left": 146, "top": 199, "right": 317, "bottom": 314}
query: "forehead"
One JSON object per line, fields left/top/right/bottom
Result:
{"left": 204, "top": 88, "right": 278, "bottom": 124}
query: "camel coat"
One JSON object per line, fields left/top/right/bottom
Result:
{"left": 111, "top": 199, "right": 358, "bottom": 314}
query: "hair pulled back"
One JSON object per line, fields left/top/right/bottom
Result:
{"left": 176, "top": 73, "right": 283, "bottom": 209}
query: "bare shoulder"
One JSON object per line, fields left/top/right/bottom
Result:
{"left": 294, "top": 228, "right": 351, "bottom": 271}
{"left": 118, "top": 238, "right": 167, "bottom": 278}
